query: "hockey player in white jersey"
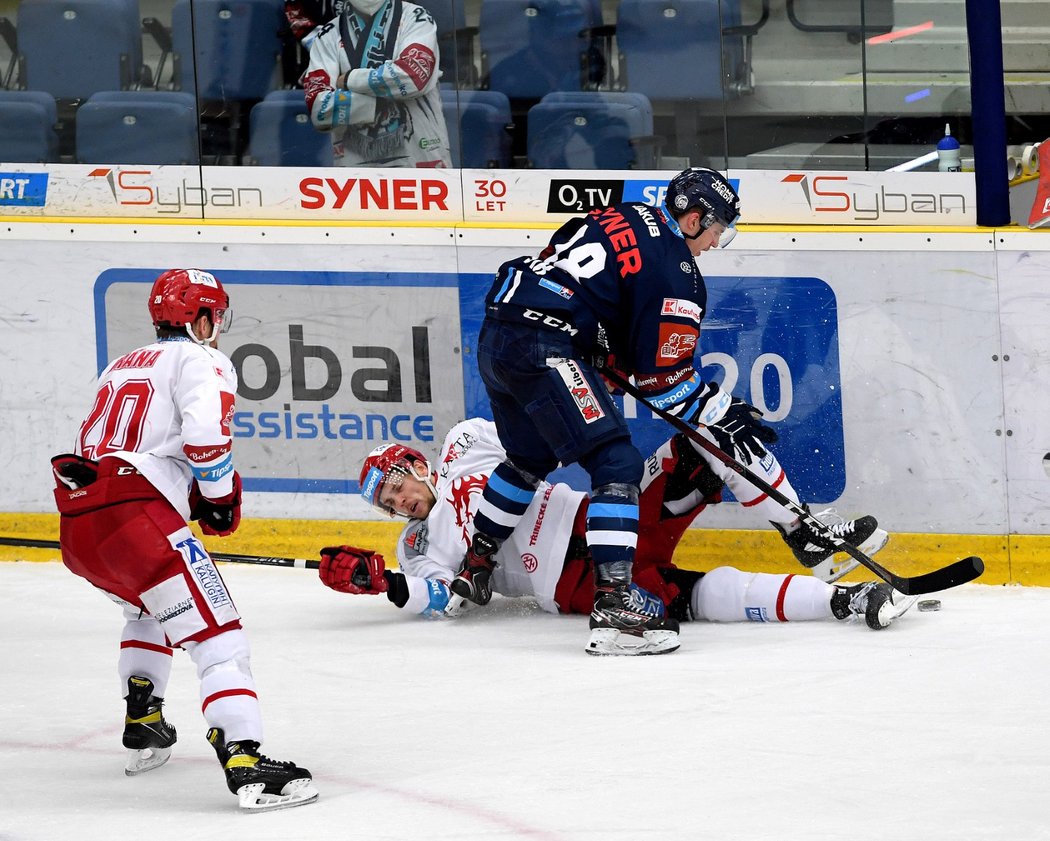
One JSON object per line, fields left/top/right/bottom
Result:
{"left": 52, "top": 269, "right": 317, "bottom": 811}
{"left": 302, "top": 0, "right": 451, "bottom": 167}
{"left": 318, "top": 418, "right": 915, "bottom": 651}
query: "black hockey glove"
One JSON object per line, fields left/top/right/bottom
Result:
{"left": 190, "top": 472, "right": 242, "bottom": 537}
{"left": 707, "top": 398, "right": 778, "bottom": 464}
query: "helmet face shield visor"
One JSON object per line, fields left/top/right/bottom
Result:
{"left": 213, "top": 306, "right": 233, "bottom": 334}
{"left": 699, "top": 210, "right": 739, "bottom": 248}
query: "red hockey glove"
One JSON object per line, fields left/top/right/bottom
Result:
{"left": 191, "top": 471, "right": 242, "bottom": 537}
{"left": 319, "top": 545, "right": 389, "bottom": 595}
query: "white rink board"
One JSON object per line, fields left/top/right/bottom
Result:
{"left": 2, "top": 222, "right": 1047, "bottom": 536}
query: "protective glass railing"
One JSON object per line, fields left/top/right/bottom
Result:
{"left": 0, "top": 0, "right": 1044, "bottom": 171}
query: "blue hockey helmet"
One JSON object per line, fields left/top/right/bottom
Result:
{"left": 665, "top": 168, "right": 741, "bottom": 245}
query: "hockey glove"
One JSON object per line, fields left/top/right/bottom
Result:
{"left": 191, "top": 471, "right": 242, "bottom": 537}
{"left": 319, "top": 545, "right": 389, "bottom": 595}
{"left": 707, "top": 399, "right": 779, "bottom": 464}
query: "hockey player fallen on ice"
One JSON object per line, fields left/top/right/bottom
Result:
{"left": 51, "top": 269, "right": 317, "bottom": 811}
{"left": 442, "top": 167, "right": 892, "bottom": 655}
{"left": 318, "top": 419, "right": 916, "bottom": 652}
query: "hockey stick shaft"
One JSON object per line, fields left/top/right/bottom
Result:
{"left": 602, "top": 368, "right": 983, "bottom": 595}
{"left": 0, "top": 536, "right": 320, "bottom": 569}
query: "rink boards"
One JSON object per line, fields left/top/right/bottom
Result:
{"left": 0, "top": 218, "right": 1048, "bottom": 583}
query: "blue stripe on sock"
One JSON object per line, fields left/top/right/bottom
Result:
{"left": 487, "top": 472, "right": 536, "bottom": 505}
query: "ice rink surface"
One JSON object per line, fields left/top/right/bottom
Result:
{"left": 1, "top": 559, "right": 1046, "bottom": 841}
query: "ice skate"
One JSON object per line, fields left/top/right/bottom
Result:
{"left": 831, "top": 582, "right": 918, "bottom": 630}
{"left": 207, "top": 728, "right": 318, "bottom": 811}
{"left": 775, "top": 505, "right": 889, "bottom": 582}
{"left": 586, "top": 584, "right": 681, "bottom": 656}
{"left": 123, "top": 676, "right": 177, "bottom": 776}
{"left": 449, "top": 533, "right": 499, "bottom": 606}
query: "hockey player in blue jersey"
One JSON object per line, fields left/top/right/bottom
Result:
{"left": 450, "top": 167, "right": 885, "bottom": 656}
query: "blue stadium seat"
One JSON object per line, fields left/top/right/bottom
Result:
{"left": 247, "top": 89, "right": 333, "bottom": 166}
{"left": 479, "top": 0, "right": 600, "bottom": 99}
{"left": 526, "top": 91, "right": 655, "bottom": 169}
{"left": 616, "top": 0, "right": 742, "bottom": 101}
{"left": 75, "top": 91, "right": 199, "bottom": 164}
{"left": 441, "top": 87, "right": 512, "bottom": 167}
{"left": 172, "top": 0, "right": 283, "bottom": 101}
{"left": 0, "top": 90, "right": 59, "bottom": 162}
{"left": 14, "top": 0, "right": 146, "bottom": 100}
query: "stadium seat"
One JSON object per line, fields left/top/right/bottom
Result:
{"left": 171, "top": 0, "right": 283, "bottom": 101}
{"left": 526, "top": 91, "right": 656, "bottom": 169}
{"left": 0, "top": 90, "right": 59, "bottom": 162}
{"left": 478, "top": 0, "right": 603, "bottom": 99}
{"left": 246, "top": 89, "right": 333, "bottom": 167}
{"left": 13, "top": 0, "right": 147, "bottom": 99}
{"left": 441, "top": 87, "right": 512, "bottom": 167}
{"left": 75, "top": 91, "right": 199, "bottom": 164}
{"left": 616, "top": 0, "right": 743, "bottom": 102}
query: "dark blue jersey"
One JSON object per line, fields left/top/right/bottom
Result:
{"left": 486, "top": 202, "right": 707, "bottom": 399}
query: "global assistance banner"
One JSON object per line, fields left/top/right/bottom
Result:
{"left": 0, "top": 165, "right": 978, "bottom": 225}
{"left": 96, "top": 266, "right": 847, "bottom": 501}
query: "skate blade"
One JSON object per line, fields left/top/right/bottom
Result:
{"left": 443, "top": 591, "right": 469, "bottom": 617}
{"left": 585, "top": 628, "right": 680, "bottom": 657}
{"left": 811, "top": 528, "right": 890, "bottom": 583}
{"left": 236, "top": 779, "right": 319, "bottom": 812}
{"left": 125, "top": 746, "right": 172, "bottom": 776}
{"left": 872, "top": 593, "right": 919, "bottom": 629}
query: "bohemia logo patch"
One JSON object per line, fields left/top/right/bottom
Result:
{"left": 656, "top": 324, "right": 697, "bottom": 366}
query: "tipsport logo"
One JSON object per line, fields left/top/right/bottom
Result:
{"left": 0, "top": 173, "right": 49, "bottom": 207}
{"left": 781, "top": 173, "right": 967, "bottom": 221}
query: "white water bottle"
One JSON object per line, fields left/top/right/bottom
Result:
{"left": 937, "top": 124, "right": 962, "bottom": 172}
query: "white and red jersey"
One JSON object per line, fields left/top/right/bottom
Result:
{"left": 395, "top": 419, "right": 585, "bottom": 615}
{"left": 302, "top": 2, "right": 450, "bottom": 167}
{"left": 75, "top": 337, "right": 238, "bottom": 520}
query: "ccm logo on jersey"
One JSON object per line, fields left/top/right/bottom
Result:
{"left": 556, "top": 361, "right": 605, "bottom": 423}
{"left": 656, "top": 325, "right": 698, "bottom": 365}
{"left": 660, "top": 298, "right": 702, "bottom": 322}
{"left": 523, "top": 309, "right": 578, "bottom": 336}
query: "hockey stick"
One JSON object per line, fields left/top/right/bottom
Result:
{"left": 0, "top": 536, "right": 320, "bottom": 569}
{"left": 601, "top": 368, "right": 984, "bottom": 595}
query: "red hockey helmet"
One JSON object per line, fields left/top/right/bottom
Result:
{"left": 148, "top": 269, "right": 230, "bottom": 332}
{"left": 359, "top": 443, "right": 435, "bottom": 517}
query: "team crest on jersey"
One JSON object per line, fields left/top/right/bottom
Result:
{"left": 448, "top": 474, "right": 487, "bottom": 544}
{"left": 656, "top": 325, "right": 698, "bottom": 366}
{"left": 521, "top": 553, "right": 538, "bottom": 573}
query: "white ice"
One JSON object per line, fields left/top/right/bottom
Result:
{"left": 1, "top": 560, "right": 1047, "bottom": 841}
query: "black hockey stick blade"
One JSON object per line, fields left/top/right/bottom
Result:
{"left": 0, "top": 536, "right": 320, "bottom": 569}
{"left": 601, "top": 367, "right": 984, "bottom": 595}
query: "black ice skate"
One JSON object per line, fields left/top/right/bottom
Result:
{"left": 207, "top": 727, "right": 318, "bottom": 811}
{"left": 586, "top": 584, "right": 681, "bottom": 656}
{"left": 449, "top": 533, "right": 500, "bottom": 606}
{"left": 774, "top": 505, "right": 889, "bottom": 582}
{"left": 123, "top": 675, "right": 177, "bottom": 776}
{"left": 831, "top": 582, "right": 918, "bottom": 630}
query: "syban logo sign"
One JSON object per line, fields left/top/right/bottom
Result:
{"left": 100, "top": 272, "right": 466, "bottom": 493}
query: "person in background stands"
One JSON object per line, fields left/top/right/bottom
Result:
{"left": 303, "top": 0, "right": 451, "bottom": 167}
